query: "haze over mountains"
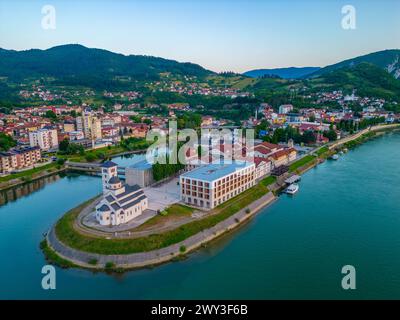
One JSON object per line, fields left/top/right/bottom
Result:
{"left": 243, "top": 67, "right": 320, "bottom": 79}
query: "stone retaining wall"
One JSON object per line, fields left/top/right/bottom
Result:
{"left": 47, "top": 192, "right": 276, "bottom": 270}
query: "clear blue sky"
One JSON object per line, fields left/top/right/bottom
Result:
{"left": 0, "top": 0, "right": 399, "bottom": 72}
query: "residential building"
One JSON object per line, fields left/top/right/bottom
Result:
{"left": 76, "top": 112, "right": 102, "bottom": 140}
{"left": 253, "top": 157, "right": 272, "bottom": 180}
{"left": 279, "top": 104, "right": 294, "bottom": 114}
{"left": 29, "top": 128, "right": 59, "bottom": 151}
{"left": 180, "top": 161, "right": 255, "bottom": 210}
{"left": 69, "top": 131, "right": 85, "bottom": 141}
{"left": 0, "top": 146, "right": 41, "bottom": 173}
{"left": 63, "top": 121, "right": 75, "bottom": 133}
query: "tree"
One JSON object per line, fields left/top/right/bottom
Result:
{"left": 0, "top": 132, "right": 16, "bottom": 151}
{"left": 44, "top": 110, "right": 57, "bottom": 120}
{"left": 302, "top": 131, "right": 317, "bottom": 144}
{"left": 130, "top": 115, "right": 142, "bottom": 123}
{"left": 324, "top": 129, "right": 338, "bottom": 141}
{"left": 59, "top": 139, "right": 70, "bottom": 152}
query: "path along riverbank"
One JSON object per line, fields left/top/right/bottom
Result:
{"left": 43, "top": 123, "right": 400, "bottom": 271}
{"left": 46, "top": 192, "right": 276, "bottom": 270}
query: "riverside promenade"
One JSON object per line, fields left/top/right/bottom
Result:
{"left": 47, "top": 192, "right": 276, "bottom": 270}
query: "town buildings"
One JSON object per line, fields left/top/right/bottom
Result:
{"left": 95, "top": 161, "right": 148, "bottom": 226}
{"left": 180, "top": 161, "right": 255, "bottom": 210}
{"left": 0, "top": 146, "right": 41, "bottom": 173}
{"left": 252, "top": 142, "right": 297, "bottom": 169}
{"left": 76, "top": 111, "right": 102, "bottom": 140}
{"left": 29, "top": 128, "right": 59, "bottom": 151}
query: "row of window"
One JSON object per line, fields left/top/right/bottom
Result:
{"left": 183, "top": 182, "right": 254, "bottom": 208}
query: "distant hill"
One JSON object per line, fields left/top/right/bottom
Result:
{"left": 243, "top": 67, "right": 320, "bottom": 79}
{"left": 312, "top": 62, "right": 400, "bottom": 100}
{"left": 0, "top": 44, "right": 213, "bottom": 83}
{"left": 308, "top": 49, "right": 400, "bottom": 79}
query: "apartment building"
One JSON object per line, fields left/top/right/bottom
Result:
{"left": 0, "top": 146, "right": 41, "bottom": 173}
{"left": 29, "top": 128, "right": 59, "bottom": 151}
{"left": 76, "top": 113, "right": 102, "bottom": 140}
{"left": 180, "top": 161, "right": 255, "bottom": 210}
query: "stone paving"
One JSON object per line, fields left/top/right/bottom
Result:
{"left": 143, "top": 177, "right": 181, "bottom": 212}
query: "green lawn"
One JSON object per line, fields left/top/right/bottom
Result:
{"left": 134, "top": 204, "right": 194, "bottom": 231}
{"left": 55, "top": 176, "right": 273, "bottom": 255}
{"left": 315, "top": 146, "right": 329, "bottom": 157}
{"left": 289, "top": 155, "right": 317, "bottom": 173}
{"left": 0, "top": 163, "right": 59, "bottom": 183}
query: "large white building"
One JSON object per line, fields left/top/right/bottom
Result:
{"left": 180, "top": 161, "right": 255, "bottom": 210}
{"left": 95, "top": 161, "right": 148, "bottom": 226}
{"left": 29, "top": 128, "right": 58, "bottom": 151}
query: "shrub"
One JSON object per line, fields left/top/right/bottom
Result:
{"left": 179, "top": 245, "right": 187, "bottom": 253}
{"left": 245, "top": 208, "right": 251, "bottom": 214}
{"left": 88, "top": 258, "right": 98, "bottom": 265}
{"left": 105, "top": 261, "right": 115, "bottom": 269}
{"left": 85, "top": 153, "right": 97, "bottom": 162}
{"left": 57, "top": 158, "right": 66, "bottom": 165}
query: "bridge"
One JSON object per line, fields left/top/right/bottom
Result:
{"left": 65, "top": 161, "right": 126, "bottom": 176}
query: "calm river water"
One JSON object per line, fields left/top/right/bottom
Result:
{"left": 1, "top": 132, "right": 399, "bottom": 299}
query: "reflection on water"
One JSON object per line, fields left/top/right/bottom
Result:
{"left": 0, "top": 172, "right": 81, "bottom": 206}
{"left": 0, "top": 152, "right": 145, "bottom": 207}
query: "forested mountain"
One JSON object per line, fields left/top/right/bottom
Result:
{"left": 308, "top": 49, "right": 400, "bottom": 79}
{"left": 0, "top": 44, "right": 213, "bottom": 82}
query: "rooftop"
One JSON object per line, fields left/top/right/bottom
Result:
{"left": 128, "top": 160, "right": 152, "bottom": 171}
{"left": 101, "top": 160, "right": 117, "bottom": 168}
{"left": 181, "top": 161, "right": 254, "bottom": 182}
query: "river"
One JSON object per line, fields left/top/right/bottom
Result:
{"left": 1, "top": 132, "right": 399, "bottom": 299}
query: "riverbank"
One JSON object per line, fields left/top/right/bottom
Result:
{"left": 45, "top": 191, "right": 277, "bottom": 271}
{"left": 0, "top": 163, "right": 66, "bottom": 192}
{"left": 42, "top": 123, "right": 400, "bottom": 272}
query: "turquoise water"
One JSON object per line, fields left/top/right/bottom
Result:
{"left": 1, "top": 132, "right": 399, "bottom": 299}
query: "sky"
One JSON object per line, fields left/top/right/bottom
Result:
{"left": 0, "top": 0, "right": 399, "bottom": 73}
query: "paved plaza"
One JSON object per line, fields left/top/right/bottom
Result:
{"left": 143, "top": 178, "right": 181, "bottom": 212}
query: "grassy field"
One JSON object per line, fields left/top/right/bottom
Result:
{"left": 55, "top": 175, "right": 275, "bottom": 255}
{"left": 289, "top": 155, "right": 317, "bottom": 173}
{"left": 0, "top": 163, "right": 59, "bottom": 183}
{"left": 315, "top": 146, "right": 329, "bottom": 157}
{"left": 134, "top": 204, "right": 194, "bottom": 231}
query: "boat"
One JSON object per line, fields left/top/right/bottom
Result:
{"left": 285, "top": 183, "right": 299, "bottom": 195}
{"left": 330, "top": 154, "right": 339, "bottom": 160}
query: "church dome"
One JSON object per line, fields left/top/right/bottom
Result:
{"left": 108, "top": 176, "right": 121, "bottom": 184}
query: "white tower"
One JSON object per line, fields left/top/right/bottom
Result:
{"left": 100, "top": 161, "right": 118, "bottom": 194}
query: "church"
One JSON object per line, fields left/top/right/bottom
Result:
{"left": 95, "top": 161, "right": 148, "bottom": 226}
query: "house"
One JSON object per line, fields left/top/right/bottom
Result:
{"left": 253, "top": 157, "right": 272, "bottom": 180}
{"left": 0, "top": 146, "right": 41, "bottom": 173}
